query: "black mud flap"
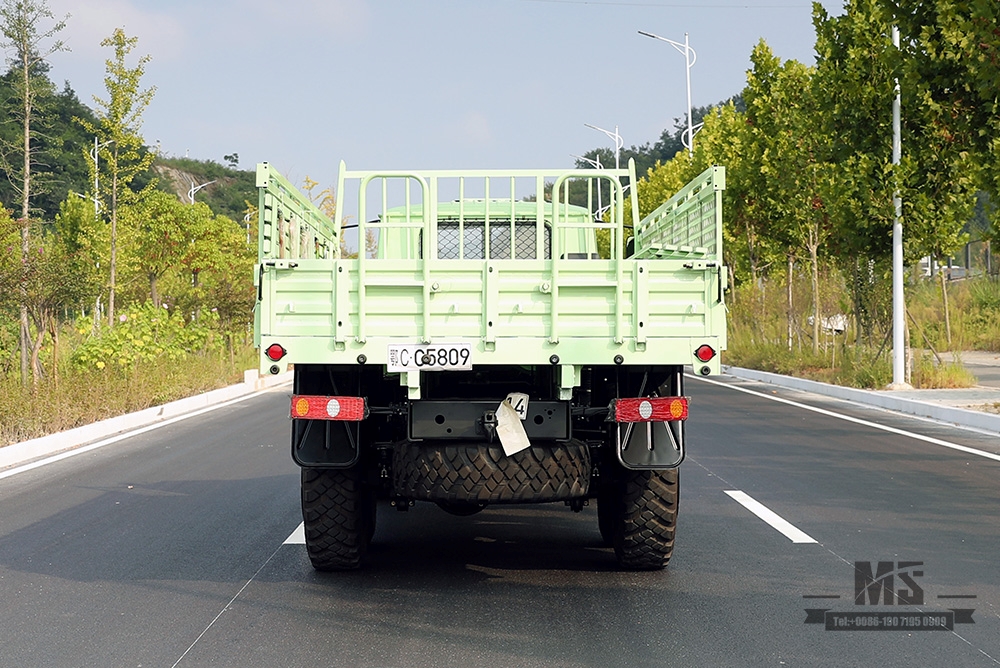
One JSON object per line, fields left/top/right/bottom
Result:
{"left": 616, "top": 420, "right": 684, "bottom": 470}
{"left": 292, "top": 418, "right": 361, "bottom": 468}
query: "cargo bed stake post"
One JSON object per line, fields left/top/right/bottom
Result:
{"left": 400, "top": 370, "right": 421, "bottom": 400}
{"left": 559, "top": 364, "right": 579, "bottom": 401}
{"left": 535, "top": 174, "right": 546, "bottom": 260}
{"left": 423, "top": 175, "right": 436, "bottom": 343}
{"left": 357, "top": 172, "right": 369, "bottom": 343}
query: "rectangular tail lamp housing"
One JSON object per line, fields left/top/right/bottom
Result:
{"left": 291, "top": 395, "right": 368, "bottom": 421}
{"left": 612, "top": 397, "right": 689, "bottom": 423}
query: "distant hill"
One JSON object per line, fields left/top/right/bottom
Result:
{"left": 153, "top": 157, "right": 256, "bottom": 222}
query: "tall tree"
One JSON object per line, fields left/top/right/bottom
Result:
{"left": 812, "top": 0, "right": 897, "bottom": 345}
{"left": 883, "top": 0, "right": 1000, "bottom": 204}
{"left": 77, "top": 28, "right": 156, "bottom": 327}
{"left": 743, "top": 42, "right": 838, "bottom": 353}
{"left": 878, "top": 1, "right": 985, "bottom": 348}
{"left": 54, "top": 190, "right": 106, "bottom": 320}
{"left": 121, "top": 190, "right": 188, "bottom": 307}
{"left": 0, "top": 0, "right": 67, "bottom": 384}
{"left": 690, "top": 99, "right": 766, "bottom": 293}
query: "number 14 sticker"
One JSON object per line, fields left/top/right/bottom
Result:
{"left": 505, "top": 392, "right": 529, "bottom": 420}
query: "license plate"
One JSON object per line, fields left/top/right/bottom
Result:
{"left": 386, "top": 344, "right": 473, "bottom": 372}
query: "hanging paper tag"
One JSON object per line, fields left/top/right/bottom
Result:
{"left": 496, "top": 399, "right": 531, "bottom": 456}
{"left": 505, "top": 392, "right": 529, "bottom": 420}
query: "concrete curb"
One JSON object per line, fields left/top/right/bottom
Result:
{"left": 724, "top": 366, "right": 1000, "bottom": 435}
{"left": 0, "top": 370, "right": 293, "bottom": 471}
{"left": 6, "top": 365, "right": 996, "bottom": 473}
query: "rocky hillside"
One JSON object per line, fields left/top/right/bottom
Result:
{"left": 153, "top": 157, "right": 256, "bottom": 222}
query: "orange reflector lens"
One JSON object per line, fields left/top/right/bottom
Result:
{"left": 613, "top": 397, "right": 689, "bottom": 422}
{"left": 290, "top": 395, "right": 368, "bottom": 421}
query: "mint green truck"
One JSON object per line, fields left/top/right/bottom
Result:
{"left": 254, "top": 161, "right": 727, "bottom": 570}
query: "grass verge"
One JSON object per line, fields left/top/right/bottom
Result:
{"left": 1, "top": 345, "right": 257, "bottom": 447}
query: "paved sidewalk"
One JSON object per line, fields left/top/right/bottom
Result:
{"left": 937, "top": 350, "right": 1000, "bottom": 388}
{"left": 725, "top": 353, "right": 1000, "bottom": 436}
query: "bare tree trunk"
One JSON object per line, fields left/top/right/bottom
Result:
{"left": 192, "top": 269, "right": 201, "bottom": 321}
{"left": 809, "top": 239, "right": 820, "bottom": 355}
{"left": 29, "top": 323, "right": 45, "bottom": 386}
{"left": 150, "top": 272, "right": 159, "bottom": 308}
{"left": 787, "top": 254, "right": 794, "bottom": 351}
{"left": 18, "top": 57, "right": 32, "bottom": 387}
{"left": 939, "top": 260, "right": 952, "bottom": 348}
{"left": 905, "top": 317, "right": 912, "bottom": 385}
{"left": 19, "top": 304, "right": 30, "bottom": 386}
{"left": 49, "top": 311, "right": 59, "bottom": 389}
{"left": 109, "top": 161, "right": 118, "bottom": 327}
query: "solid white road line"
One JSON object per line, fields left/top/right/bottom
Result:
{"left": 724, "top": 490, "right": 817, "bottom": 544}
{"left": 692, "top": 375, "right": 1000, "bottom": 463}
{"left": 284, "top": 522, "right": 305, "bottom": 545}
{"left": 0, "top": 385, "right": 290, "bottom": 482}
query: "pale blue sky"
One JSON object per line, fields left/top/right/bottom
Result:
{"left": 45, "top": 0, "right": 841, "bottom": 185}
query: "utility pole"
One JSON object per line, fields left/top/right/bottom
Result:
{"left": 188, "top": 179, "right": 216, "bottom": 204}
{"left": 638, "top": 30, "right": 699, "bottom": 158}
{"left": 890, "top": 25, "right": 910, "bottom": 389}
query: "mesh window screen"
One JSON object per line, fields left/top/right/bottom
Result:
{"left": 437, "top": 220, "right": 550, "bottom": 259}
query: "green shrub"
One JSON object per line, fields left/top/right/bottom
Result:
{"left": 71, "top": 302, "right": 223, "bottom": 371}
{"left": 968, "top": 278, "right": 1000, "bottom": 312}
{"left": 1, "top": 343, "right": 256, "bottom": 446}
{"left": 910, "top": 354, "right": 977, "bottom": 389}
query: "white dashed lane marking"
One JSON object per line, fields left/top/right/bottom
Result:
{"left": 284, "top": 522, "right": 305, "bottom": 545}
{"left": 724, "top": 490, "right": 817, "bottom": 544}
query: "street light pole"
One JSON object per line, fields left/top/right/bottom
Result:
{"left": 583, "top": 123, "right": 622, "bottom": 170}
{"left": 188, "top": 179, "right": 216, "bottom": 204}
{"left": 570, "top": 153, "right": 604, "bottom": 217}
{"left": 891, "top": 25, "right": 909, "bottom": 388}
{"left": 638, "top": 30, "right": 698, "bottom": 158}
{"left": 90, "top": 137, "right": 113, "bottom": 216}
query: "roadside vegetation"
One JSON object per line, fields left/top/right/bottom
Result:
{"left": 0, "top": 323, "right": 256, "bottom": 445}
{"left": 724, "top": 271, "right": 998, "bottom": 389}
{"left": 2, "top": 0, "right": 998, "bottom": 444}
{"left": 0, "top": 3, "right": 259, "bottom": 446}
{"left": 606, "top": 1, "right": 999, "bottom": 390}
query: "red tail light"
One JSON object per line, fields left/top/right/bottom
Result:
{"left": 612, "top": 397, "right": 689, "bottom": 423}
{"left": 265, "top": 343, "right": 287, "bottom": 361}
{"left": 694, "top": 344, "right": 716, "bottom": 363}
{"left": 291, "top": 395, "right": 368, "bottom": 421}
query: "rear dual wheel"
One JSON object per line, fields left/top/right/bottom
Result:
{"left": 598, "top": 467, "right": 679, "bottom": 570}
{"left": 301, "top": 466, "right": 376, "bottom": 571}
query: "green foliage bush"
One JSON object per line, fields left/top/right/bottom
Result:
{"left": 908, "top": 278, "right": 1000, "bottom": 352}
{"left": 70, "top": 302, "right": 222, "bottom": 371}
{"left": 968, "top": 278, "right": 1000, "bottom": 313}
{"left": 722, "top": 273, "right": 999, "bottom": 389}
{"left": 0, "top": 340, "right": 256, "bottom": 446}
{"left": 910, "top": 354, "right": 978, "bottom": 389}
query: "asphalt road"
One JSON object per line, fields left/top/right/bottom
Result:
{"left": 1, "top": 377, "right": 998, "bottom": 668}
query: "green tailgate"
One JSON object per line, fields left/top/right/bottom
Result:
{"left": 255, "top": 162, "right": 727, "bottom": 396}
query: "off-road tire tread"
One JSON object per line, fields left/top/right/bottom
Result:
{"left": 393, "top": 441, "right": 590, "bottom": 503}
{"left": 301, "top": 467, "right": 371, "bottom": 571}
{"left": 611, "top": 468, "right": 678, "bottom": 570}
